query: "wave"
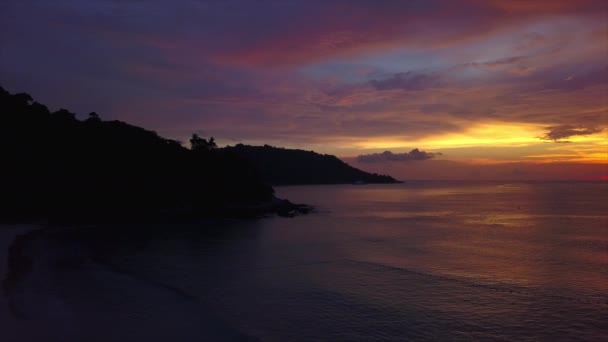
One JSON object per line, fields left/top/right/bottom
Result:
{"left": 344, "top": 258, "right": 608, "bottom": 307}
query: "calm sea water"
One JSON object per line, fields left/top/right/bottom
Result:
{"left": 3, "top": 181, "right": 608, "bottom": 341}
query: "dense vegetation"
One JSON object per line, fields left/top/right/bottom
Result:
{"left": 224, "top": 144, "right": 399, "bottom": 185}
{"left": 0, "top": 86, "right": 275, "bottom": 222}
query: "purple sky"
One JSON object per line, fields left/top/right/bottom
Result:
{"left": 1, "top": 0, "right": 606, "bottom": 179}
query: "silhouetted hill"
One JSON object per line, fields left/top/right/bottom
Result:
{"left": 224, "top": 144, "right": 400, "bottom": 185}
{"left": 0, "top": 86, "right": 309, "bottom": 222}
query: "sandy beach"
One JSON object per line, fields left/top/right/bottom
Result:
{"left": 0, "top": 224, "right": 48, "bottom": 342}
{"left": 0, "top": 224, "right": 254, "bottom": 342}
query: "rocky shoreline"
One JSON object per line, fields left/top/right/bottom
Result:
{"left": 3, "top": 196, "right": 313, "bottom": 226}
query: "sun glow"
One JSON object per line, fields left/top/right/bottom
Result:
{"left": 424, "top": 123, "right": 544, "bottom": 148}
{"left": 356, "top": 122, "right": 545, "bottom": 149}
{"left": 353, "top": 122, "right": 607, "bottom": 163}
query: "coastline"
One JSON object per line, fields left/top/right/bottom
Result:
{"left": 0, "top": 224, "right": 46, "bottom": 342}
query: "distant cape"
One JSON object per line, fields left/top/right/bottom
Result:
{"left": 224, "top": 144, "right": 401, "bottom": 185}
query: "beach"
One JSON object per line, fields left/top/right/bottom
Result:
{"left": 0, "top": 224, "right": 254, "bottom": 342}
{"left": 0, "top": 224, "right": 47, "bottom": 342}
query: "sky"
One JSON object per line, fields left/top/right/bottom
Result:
{"left": 1, "top": 0, "right": 607, "bottom": 180}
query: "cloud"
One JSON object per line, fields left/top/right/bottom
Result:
{"left": 463, "top": 55, "right": 539, "bottom": 75}
{"left": 473, "top": 0, "right": 606, "bottom": 13}
{"left": 357, "top": 149, "right": 442, "bottom": 163}
{"left": 370, "top": 72, "right": 440, "bottom": 91}
{"left": 1, "top": 0, "right": 606, "bottom": 159}
{"left": 474, "top": 55, "right": 530, "bottom": 68}
{"left": 539, "top": 65, "right": 608, "bottom": 92}
{"left": 539, "top": 125, "right": 604, "bottom": 142}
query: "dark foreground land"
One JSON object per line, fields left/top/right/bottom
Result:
{"left": 0, "top": 86, "right": 403, "bottom": 223}
{"left": 224, "top": 144, "right": 399, "bottom": 185}
{"left": 0, "top": 86, "right": 311, "bottom": 223}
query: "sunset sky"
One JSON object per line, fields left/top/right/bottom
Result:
{"left": 1, "top": 0, "right": 607, "bottom": 180}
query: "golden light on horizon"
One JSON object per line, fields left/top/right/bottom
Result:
{"left": 351, "top": 122, "right": 607, "bottom": 163}
{"left": 355, "top": 122, "right": 544, "bottom": 149}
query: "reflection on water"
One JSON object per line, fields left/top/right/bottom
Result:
{"left": 4, "top": 181, "right": 608, "bottom": 341}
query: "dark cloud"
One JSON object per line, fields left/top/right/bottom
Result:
{"left": 540, "top": 65, "right": 608, "bottom": 92}
{"left": 468, "top": 55, "right": 530, "bottom": 68}
{"left": 370, "top": 72, "right": 440, "bottom": 91}
{"left": 357, "top": 149, "right": 442, "bottom": 163}
{"left": 512, "top": 168, "right": 527, "bottom": 176}
{"left": 539, "top": 124, "right": 603, "bottom": 142}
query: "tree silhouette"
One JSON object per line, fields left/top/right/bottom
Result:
{"left": 86, "top": 112, "right": 101, "bottom": 123}
{"left": 51, "top": 108, "right": 77, "bottom": 123}
{"left": 190, "top": 134, "right": 217, "bottom": 152}
{"left": 0, "top": 85, "right": 276, "bottom": 222}
{"left": 13, "top": 93, "right": 33, "bottom": 105}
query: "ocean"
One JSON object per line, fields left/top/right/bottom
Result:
{"left": 2, "top": 181, "right": 607, "bottom": 341}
